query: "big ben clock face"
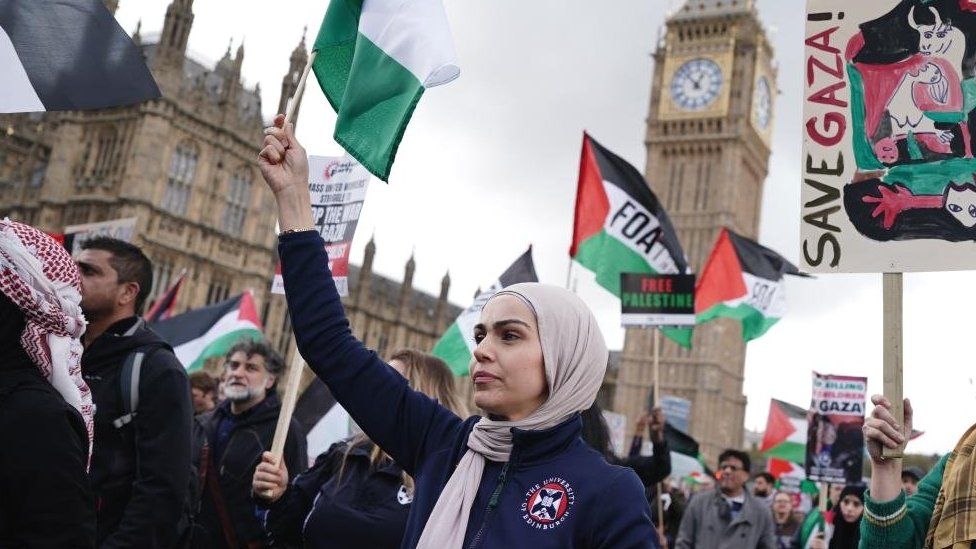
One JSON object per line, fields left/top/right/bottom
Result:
{"left": 670, "top": 58, "right": 724, "bottom": 111}
{"left": 753, "top": 76, "right": 772, "bottom": 130}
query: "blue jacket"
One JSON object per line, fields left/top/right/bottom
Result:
{"left": 262, "top": 439, "right": 412, "bottom": 549}
{"left": 279, "top": 231, "right": 658, "bottom": 549}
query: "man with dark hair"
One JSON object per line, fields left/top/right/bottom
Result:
{"left": 76, "top": 237, "right": 193, "bottom": 548}
{"left": 752, "top": 471, "right": 776, "bottom": 507}
{"left": 676, "top": 449, "right": 775, "bottom": 549}
{"left": 189, "top": 371, "right": 219, "bottom": 415}
{"left": 196, "top": 338, "right": 306, "bottom": 549}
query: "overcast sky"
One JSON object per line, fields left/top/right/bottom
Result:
{"left": 115, "top": 0, "right": 975, "bottom": 455}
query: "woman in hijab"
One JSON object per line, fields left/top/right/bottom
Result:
{"left": 258, "top": 115, "right": 657, "bottom": 548}
{"left": 0, "top": 218, "right": 95, "bottom": 547}
{"left": 828, "top": 485, "right": 864, "bottom": 549}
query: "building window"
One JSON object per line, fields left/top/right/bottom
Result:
{"left": 205, "top": 274, "right": 231, "bottom": 305}
{"left": 222, "top": 169, "right": 252, "bottom": 234}
{"left": 75, "top": 125, "right": 121, "bottom": 187}
{"left": 162, "top": 142, "right": 198, "bottom": 215}
{"left": 150, "top": 260, "right": 174, "bottom": 302}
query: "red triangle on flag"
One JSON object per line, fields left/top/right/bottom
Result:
{"left": 695, "top": 228, "right": 747, "bottom": 313}
{"left": 569, "top": 133, "right": 611, "bottom": 257}
{"left": 239, "top": 290, "right": 264, "bottom": 332}
{"left": 760, "top": 399, "right": 797, "bottom": 454}
{"left": 767, "top": 457, "right": 796, "bottom": 479}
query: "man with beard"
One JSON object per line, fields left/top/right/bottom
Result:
{"left": 196, "top": 339, "right": 306, "bottom": 548}
{"left": 76, "top": 237, "right": 192, "bottom": 547}
{"left": 752, "top": 472, "right": 776, "bottom": 508}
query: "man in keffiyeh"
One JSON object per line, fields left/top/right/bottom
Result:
{"left": 0, "top": 218, "right": 96, "bottom": 546}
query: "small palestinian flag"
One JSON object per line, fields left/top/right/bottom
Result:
{"left": 144, "top": 270, "right": 185, "bottom": 324}
{"left": 570, "top": 133, "right": 691, "bottom": 346}
{"left": 151, "top": 291, "right": 263, "bottom": 372}
{"left": 760, "top": 399, "right": 808, "bottom": 464}
{"left": 432, "top": 247, "right": 538, "bottom": 376}
{"left": 799, "top": 508, "right": 831, "bottom": 549}
{"left": 696, "top": 228, "right": 805, "bottom": 341}
{"left": 312, "top": 0, "right": 460, "bottom": 181}
{"left": 293, "top": 378, "right": 350, "bottom": 464}
{"left": 0, "top": 0, "right": 160, "bottom": 113}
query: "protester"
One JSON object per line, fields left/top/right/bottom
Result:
{"left": 771, "top": 491, "right": 800, "bottom": 549}
{"left": 253, "top": 349, "right": 469, "bottom": 548}
{"left": 828, "top": 485, "right": 864, "bottom": 549}
{"left": 196, "top": 338, "right": 306, "bottom": 549}
{"left": 649, "top": 478, "right": 686, "bottom": 549}
{"left": 0, "top": 219, "right": 96, "bottom": 547}
{"left": 260, "top": 113, "right": 658, "bottom": 548}
{"left": 900, "top": 466, "right": 924, "bottom": 497}
{"left": 189, "top": 371, "right": 219, "bottom": 415}
{"left": 753, "top": 471, "right": 776, "bottom": 507}
{"left": 77, "top": 236, "right": 192, "bottom": 547}
{"left": 581, "top": 404, "right": 672, "bottom": 488}
{"left": 675, "top": 449, "right": 776, "bottom": 548}
{"left": 860, "top": 395, "right": 968, "bottom": 548}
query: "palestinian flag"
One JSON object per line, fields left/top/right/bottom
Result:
{"left": 144, "top": 270, "right": 185, "bottom": 324}
{"left": 312, "top": 0, "right": 460, "bottom": 181}
{"left": 696, "top": 228, "right": 805, "bottom": 341}
{"left": 570, "top": 132, "right": 688, "bottom": 294}
{"left": 799, "top": 509, "right": 831, "bottom": 549}
{"left": 151, "top": 291, "right": 263, "bottom": 372}
{"left": 0, "top": 0, "right": 160, "bottom": 113}
{"left": 293, "top": 378, "right": 351, "bottom": 464}
{"left": 570, "top": 133, "right": 691, "bottom": 346}
{"left": 760, "top": 399, "right": 808, "bottom": 464}
{"left": 432, "top": 247, "right": 538, "bottom": 376}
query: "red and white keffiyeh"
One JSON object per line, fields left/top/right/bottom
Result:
{"left": 0, "top": 218, "right": 93, "bottom": 461}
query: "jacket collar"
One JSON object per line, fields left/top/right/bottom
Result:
{"left": 712, "top": 488, "right": 761, "bottom": 527}
{"left": 215, "top": 392, "right": 282, "bottom": 427}
{"left": 508, "top": 414, "right": 582, "bottom": 465}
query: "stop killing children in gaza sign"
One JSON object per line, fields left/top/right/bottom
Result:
{"left": 802, "top": 0, "right": 976, "bottom": 272}
{"left": 272, "top": 155, "right": 369, "bottom": 297}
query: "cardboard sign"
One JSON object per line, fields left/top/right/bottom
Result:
{"left": 272, "top": 155, "right": 369, "bottom": 297}
{"left": 63, "top": 217, "right": 138, "bottom": 255}
{"left": 620, "top": 273, "right": 696, "bottom": 327}
{"left": 805, "top": 372, "right": 867, "bottom": 484}
{"left": 601, "top": 410, "right": 628, "bottom": 458}
{"left": 660, "top": 395, "right": 692, "bottom": 434}
{"left": 802, "top": 0, "right": 976, "bottom": 272}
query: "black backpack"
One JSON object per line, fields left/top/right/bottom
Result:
{"left": 114, "top": 348, "right": 209, "bottom": 549}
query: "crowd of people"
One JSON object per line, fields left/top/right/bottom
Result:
{"left": 0, "top": 111, "right": 961, "bottom": 549}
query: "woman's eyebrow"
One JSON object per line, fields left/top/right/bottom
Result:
{"left": 492, "top": 319, "right": 531, "bottom": 330}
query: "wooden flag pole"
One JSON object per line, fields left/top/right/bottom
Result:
{"left": 264, "top": 339, "right": 306, "bottom": 497}
{"left": 881, "top": 272, "right": 905, "bottom": 458}
{"left": 285, "top": 50, "right": 317, "bottom": 124}
{"left": 652, "top": 328, "right": 666, "bottom": 541}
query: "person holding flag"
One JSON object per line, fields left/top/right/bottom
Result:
{"left": 259, "top": 113, "right": 658, "bottom": 548}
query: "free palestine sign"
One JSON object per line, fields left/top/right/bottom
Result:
{"left": 620, "top": 273, "right": 696, "bottom": 328}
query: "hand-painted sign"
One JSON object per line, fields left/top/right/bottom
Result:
{"left": 620, "top": 273, "right": 695, "bottom": 327}
{"left": 803, "top": 0, "right": 976, "bottom": 272}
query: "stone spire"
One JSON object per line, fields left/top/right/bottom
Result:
{"left": 158, "top": 0, "right": 194, "bottom": 62}
{"left": 278, "top": 27, "right": 309, "bottom": 116}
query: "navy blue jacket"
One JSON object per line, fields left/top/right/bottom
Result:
{"left": 261, "top": 439, "right": 412, "bottom": 549}
{"left": 279, "top": 231, "right": 658, "bottom": 549}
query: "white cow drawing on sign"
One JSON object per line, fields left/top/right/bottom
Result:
{"left": 909, "top": 6, "right": 966, "bottom": 72}
{"left": 886, "top": 62, "right": 953, "bottom": 144}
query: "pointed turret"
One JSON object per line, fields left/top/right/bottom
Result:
{"left": 278, "top": 27, "right": 309, "bottom": 116}
{"left": 158, "top": 0, "right": 194, "bottom": 63}
{"left": 435, "top": 270, "right": 451, "bottom": 330}
{"left": 355, "top": 234, "right": 376, "bottom": 305}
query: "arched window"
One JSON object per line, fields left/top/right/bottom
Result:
{"left": 162, "top": 142, "right": 198, "bottom": 215}
{"left": 222, "top": 168, "right": 252, "bottom": 234}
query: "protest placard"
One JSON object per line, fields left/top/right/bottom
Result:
{"left": 805, "top": 373, "right": 867, "bottom": 484}
{"left": 802, "top": 0, "right": 976, "bottom": 272}
{"left": 63, "top": 217, "right": 138, "bottom": 255}
{"left": 619, "top": 273, "right": 695, "bottom": 327}
{"left": 272, "top": 155, "right": 369, "bottom": 297}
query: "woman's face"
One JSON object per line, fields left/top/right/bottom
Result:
{"left": 471, "top": 295, "right": 547, "bottom": 421}
{"left": 839, "top": 494, "right": 864, "bottom": 523}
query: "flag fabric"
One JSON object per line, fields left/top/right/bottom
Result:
{"left": 151, "top": 291, "right": 263, "bottom": 372}
{"left": 695, "top": 228, "right": 805, "bottom": 341}
{"left": 432, "top": 247, "right": 538, "bottom": 376}
{"left": 293, "top": 378, "right": 351, "bottom": 464}
{"left": 570, "top": 132, "right": 689, "bottom": 294}
{"left": 312, "top": 0, "right": 460, "bottom": 181}
{"left": 760, "top": 398, "right": 808, "bottom": 464}
{"left": 799, "top": 508, "right": 831, "bottom": 549}
{"left": 0, "top": 0, "right": 160, "bottom": 113}
{"left": 144, "top": 271, "right": 185, "bottom": 324}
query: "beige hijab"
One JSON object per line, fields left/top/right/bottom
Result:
{"left": 415, "top": 283, "right": 608, "bottom": 549}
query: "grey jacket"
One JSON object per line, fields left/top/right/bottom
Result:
{"left": 675, "top": 488, "right": 776, "bottom": 549}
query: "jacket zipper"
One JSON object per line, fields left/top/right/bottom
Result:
{"left": 466, "top": 446, "right": 520, "bottom": 549}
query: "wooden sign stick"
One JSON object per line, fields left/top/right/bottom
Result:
{"left": 264, "top": 340, "right": 306, "bottom": 497}
{"left": 881, "top": 272, "right": 905, "bottom": 458}
{"left": 652, "top": 328, "right": 666, "bottom": 539}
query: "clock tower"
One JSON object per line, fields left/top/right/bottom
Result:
{"left": 613, "top": 0, "right": 775, "bottom": 463}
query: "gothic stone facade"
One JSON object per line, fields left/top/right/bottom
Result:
{"left": 0, "top": 0, "right": 460, "bottom": 368}
{"left": 612, "top": 0, "right": 775, "bottom": 464}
